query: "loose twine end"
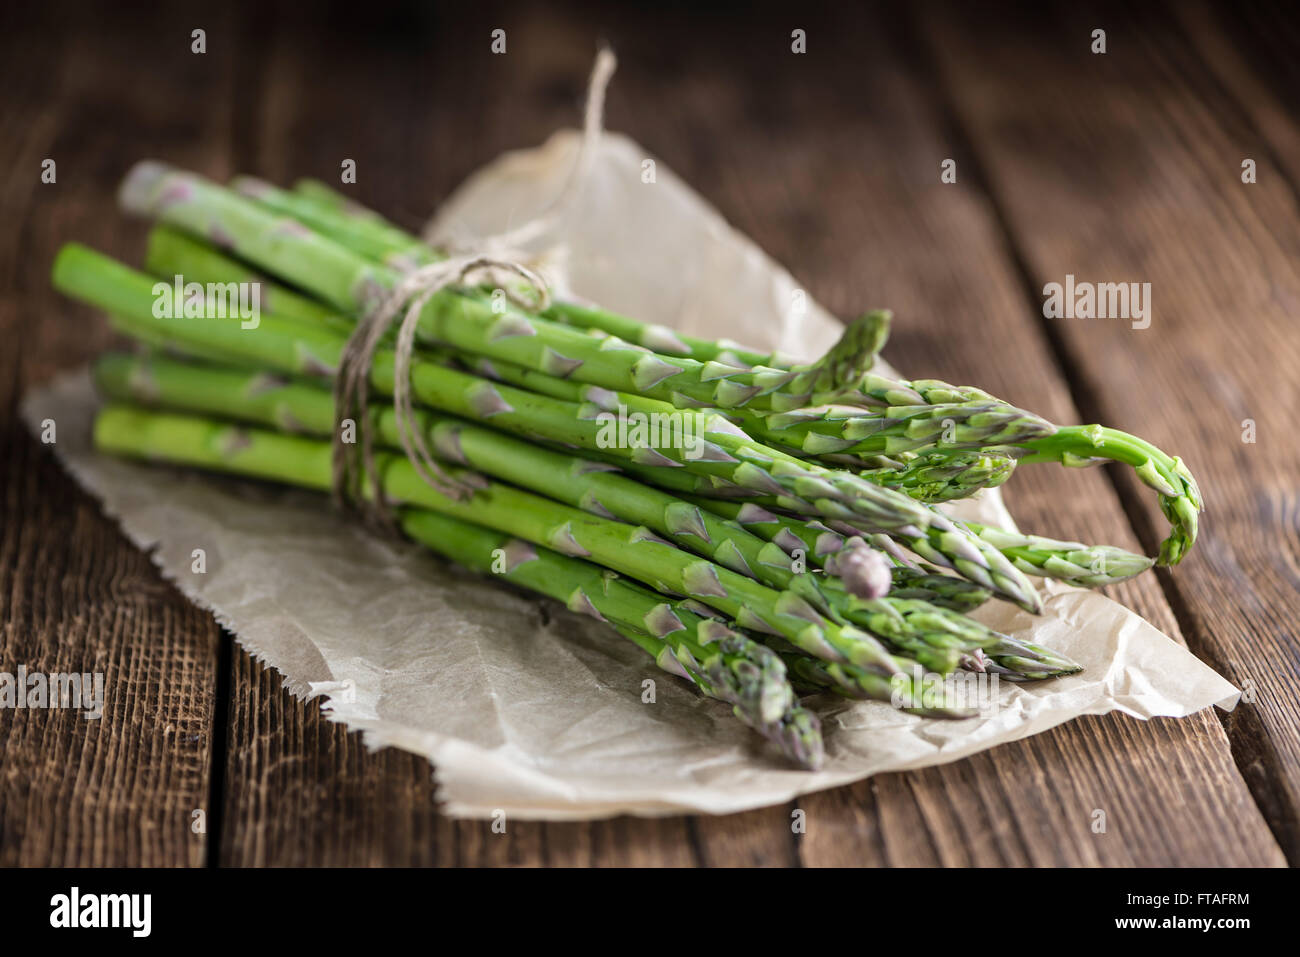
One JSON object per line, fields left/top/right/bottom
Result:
{"left": 331, "top": 47, "right": 616, "bottom": 522}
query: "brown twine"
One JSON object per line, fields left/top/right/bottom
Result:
{"left": 421, "top": 47, "right": 617, "bottom": 253}
{"left": 332, "top": 47, "right": 615, "bottom": 522}
{"left": 330, "top": 256, "right": 550, "bottom": 522}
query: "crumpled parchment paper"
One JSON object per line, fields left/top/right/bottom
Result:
{"left": 22, "top": 131, "right": 1239, "bottom": 819}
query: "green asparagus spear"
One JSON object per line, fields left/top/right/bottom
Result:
{"left": 117, "top": 162, "right": 917, "bottom": 413}
{"left": 781, "top": 653, "right": 977, "bottom": 717}
{"left": 741, "top": 398, "right": 1054, "bottom": 458}
{"left": 95, "top": 352, "right": 1013, "bottom": 674}
{"left": 392, "top": 507, "right": 815, "bottom": 761}
{"left": 144, "top": 226, "right": 353, "bottom": 333}
{"left": 55, "top": 242, "right": 1043, "bottom": 612}
{"left": 962, "top": 637, "right": 1084, "bottom": 681}
{"left": 603, "top": 622, "right": 825, "bottom": 767}
{"left": 269, "top": 172, "right": 1199, "bottom": 563}
{"left": 233, "top": 176, "right": 434, "bottom": 273}
{"left": 963, "top": 522, "right": 1156, "bottom": 587}
{"left": 91, "top": 404, "right": 923, "bottom": 676}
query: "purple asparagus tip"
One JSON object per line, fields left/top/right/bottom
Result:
{"left": 835, "top": 537, "right": 892, "bottom": 599}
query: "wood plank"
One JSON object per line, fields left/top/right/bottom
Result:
{"left": 1176, "top": 0, "right": 1300, "bottom": 193}
{"left": 212, "top": 8, "right": 441, "bottom": 868}
{"left": 0, "top": 1, "right": 235, "bottom": 866}
{"left": 217, "top": 648, "right": 446, "bottom": 866}
{"left": 209, "top": 0, "right": 1285, "bottom": 866}
{"left": 918, "top": 0, "right": 1300, "bottom": 860}
{"left": 219, "top": 2, "right": 791, "bottom": 866}
{"left": 661, "top": 7, "right": 1282, "bottom": 867}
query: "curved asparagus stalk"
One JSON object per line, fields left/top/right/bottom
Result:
{"left": 777, "top": 392, "right": 1200, "bottom": 565}
{"left": 807, "top": 389, "right": 1200, "bottom": 565}
{"left": 147, "top": 196, "right": 1200, "bottom": 566}
{"left": 1017, "top": 426, "right": 1201, "bottom": 566}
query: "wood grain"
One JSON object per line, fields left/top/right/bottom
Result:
{"left": 217, "top": 649, "right": 446, "bottom": 866}
{"left": 0, "top": 1, "right": 234, "bottom": 866}
{"left": 1180, "top": 0, "right": 1300, "bottom": 194}
{"left": 211, "top": 1, "right": 1283, "bottom": 866}
{"left": 663, "top": 6, "right": 1281, "bottom": 867}
{"left": 919, "top": 0, "right": 1300, "bottom": 859}
{"left": 0, "top": 0, "right": 1293, "bottom": 867}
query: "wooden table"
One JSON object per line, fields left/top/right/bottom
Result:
{"left": 1, "top": 0, "right": 1294, "bottom": 867}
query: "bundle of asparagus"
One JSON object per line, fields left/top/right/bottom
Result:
{"left": 49, "top": 161, "right": 1201, "bottom": 769}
